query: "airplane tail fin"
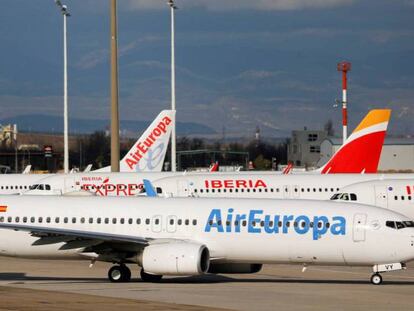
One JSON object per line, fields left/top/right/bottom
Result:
{"left": 209, "top": 162, "right": 219, "bottom": 172}
{"left": 319, "top": 109, "right": 391, "bottom": 174}
{"left": 93, "top": 110, "right": 175, "bottom": 173}
{"left": 120, "top": 110, "right": 175, "bottom": 172}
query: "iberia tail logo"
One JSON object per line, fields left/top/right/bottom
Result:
{"left": 321, "top": 109, "right": 391, "bottom": 174}
{"left": 0, "top": 206, "right": 7, "bottom": 212}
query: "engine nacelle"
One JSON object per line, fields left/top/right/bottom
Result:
{"left": 141, "top": 242, "right": 210, "bottom": 275}
{"left": 208, "top": 263, "right": 263, "bottom": 274}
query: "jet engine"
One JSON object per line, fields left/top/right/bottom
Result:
{"left": 140, "top": 242, "right": 210, "bottom": 275}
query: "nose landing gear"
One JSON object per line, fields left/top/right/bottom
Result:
{"left": 370, "top": 262, "right": 406, "bottom": 285}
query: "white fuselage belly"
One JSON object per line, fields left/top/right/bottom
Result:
{"left": 0, "top": 196, "right": 413, "bottom": 266}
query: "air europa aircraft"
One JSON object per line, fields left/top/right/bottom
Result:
{"left": 0, "top": 110, "right": 175, "bottom": 195}
{"left": 0, "top": 196, "right": 413, "bottom": 285}
{"left": 23, "top": 110, "right": 394, "bottom": 197}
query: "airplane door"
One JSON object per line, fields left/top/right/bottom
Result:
{"left": 166, "top": 215, "right": 177, "bottom": 233}
{"left": 177, "top": 180, "right": 190, "bottom": 197}
{"left": 283, "top": 185, "right": 290, "bottom": 198}
{"left": 293, "top": 185, "right": 300, "bottom": 198}
{"left": 353, "top": 213, "right": 367, "bottom": 242}
{"left": 374, "top": 186, "right": 388, "bottom": 208}
{"left": 64, "top": 177, "right": 76, "bottom": 193}
{"left": 152, "top": 215, "right": 162, "bottom": 233}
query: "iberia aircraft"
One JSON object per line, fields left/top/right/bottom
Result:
{"left": 0, "top": 110, "right": 175, "bottom": 195}
{"left": 22, "top": 109, "right": 395, "bottom": 197}
{"left": 0, "top": 196, "right": 413, "bottom": 285}
{"left": 331, "top": 179, "right": 414, "bottom": 220}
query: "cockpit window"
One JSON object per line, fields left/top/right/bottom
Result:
{"left": 339, "top": 193, "right": 349, "bottom": 201}
{"left": 330, "top": 194, "right": 340, "bottom": 200}
{"left": 386, "top": 220, "right": 414, "bottom": 229}
{"left": 29, "top": 184, "right": 38, "bottom": 190}
{"left": 350, "top": 193, "right": 357, "bottom": 201}
{"left": 45, "top": 184, "right": 51, "bottom": 191}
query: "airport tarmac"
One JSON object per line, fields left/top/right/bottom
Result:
{"left": 1, "top": 257, "right": 414, "bottom": 310}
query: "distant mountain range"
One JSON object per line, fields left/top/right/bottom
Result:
{"left": 0, "top": 114, "right": 216, "bottom": 136}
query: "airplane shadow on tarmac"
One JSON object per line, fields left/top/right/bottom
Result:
{"left": 1, "top": 273, "right": 414, "bottom": 286}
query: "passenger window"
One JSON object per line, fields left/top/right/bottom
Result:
{"left": 81, "top": 217, "right": 85, "bottom": 224}
{"left": 170, "top": 219, "right": 174, "bottom": 225}
{"left": 145, "top": 218, "right": 150, "bottom": 225}
{"left": 0, "top": 217, "right": 3, "bottom": 223}
{"left": 136, "top": 218, "right": 141, "bottom": 225}
{"left": 155, "top": 219, "right": 160, "bottom": 225}
{"left": 394, "top": 196, "right": 398, "bottom": 200}
{"left": 104, "top": 218, "right": 109, "bottom": 224}
{"left": 46, "top": 217, "right": 51, "bottom": 223}
{"left": 7, "top": 217, "right": 12, "bottom": 223}
{"left": 72, "top": 217, "right": 76, "bottom": 224}
{"left": 120, "top": 218, "right": 125, "bottom": 224}
{"left": 89, "top": 218, "right": 93, "bottom": 224}
{"left": 30, "top": 217, "right": 35, "bottom": 223}
{"left": 112, "top": 218, "right": 117, "bottom": 224}
{"left": 401, "top": 196, "right": 405, "bottom": 201}
{"left": 185, "top": 219, "right": 189, "bottom": 225}
{"left": 97, "top": 218, "right": 101, "bottom": 224}
{"left": 23, "top": 217, "right": 27, "bottom": 223}
{"left": 192, "top": 219, "right": 197, "bottom": 225}
{"left": 128, "top": 218, "right": 133, "bottom": 224}
{"left": 64, "top": 217, "right": 68, "bottom": 224}
{"left": 178, "top": 219, "right": 182, "bottom": 225}
{"left": 55, "top": 217, "right": 60, "bottom": 223}
{"left": 242, "top": 220, "right": 247, "bottom": 226}
{"left": 15, "top": 217, "right": 20, "bottom": 223}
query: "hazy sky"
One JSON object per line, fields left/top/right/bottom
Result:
{"left": 0, "top": 0, "right": 413, "bottom": 137}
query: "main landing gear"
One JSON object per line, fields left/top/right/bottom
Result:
{"left": 107, "top": 265, "right": 163, "bottom": 283}
{"left": 108, "top": 264, "right": 131, "bottom": 282}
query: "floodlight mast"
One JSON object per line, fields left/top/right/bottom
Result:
{"left": 55, "top": 0, "right": 70, "bottom": 173}
{"left": 168, "top": 0, "right": 177, "bottom": 172}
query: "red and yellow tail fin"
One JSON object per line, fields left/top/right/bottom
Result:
{"left": 320, "top": 109, "right": 391, "bottom": 174}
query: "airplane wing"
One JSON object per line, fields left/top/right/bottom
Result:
{"left": 0, "top": 223, "right": 148, "bottom": 248}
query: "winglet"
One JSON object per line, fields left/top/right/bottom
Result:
{"left": 143, "top": 179, "right": 158, "bottom": 197}
{"left": 320, "top": 109, "right": 391, "bottom": 174}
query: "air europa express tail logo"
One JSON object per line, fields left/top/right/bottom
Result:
{"left": 125, "top": 116, "right": 172, "bottom": 170}
{"left": 205, "top": 209, "right": 346, "bottom": 240}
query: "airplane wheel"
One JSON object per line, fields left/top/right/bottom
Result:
{"left": 370, "top": 273, "right": 382, "bottom": 285}
{"left": 140, "top": 269, "right": 163, "bottom": 282}
{"left": 108, "top": 265, "right": 130, "bottom": 283}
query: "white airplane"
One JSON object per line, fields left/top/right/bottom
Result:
{"left": 0, "top": 110, "right": 175, "bottom": 195}
{"left": 0, "top": 196, "right": 413, "bottom": 285}
{"left": 23, "top": 109, "right": 396, "bottom": 197}
{"left": 331, "top": 179, "right": 414, "bottom": 220}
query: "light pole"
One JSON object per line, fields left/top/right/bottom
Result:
{"left": 55, "top": 0, "right": 70, "bottom": 173}
{"left": 168, "top": 0, "right": 177, "bottom": 172}
{"left": 110, "top": 0, "right": 120, "bottom": 172}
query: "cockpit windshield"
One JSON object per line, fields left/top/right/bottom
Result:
{"left": 28, "top": 184, "right": 51, "bottom": 191}
{"left": 386, "top": 220, "right": 414, "bottom": 229}
{"left": 330, "top": 193, "right": 357, "bottom": 201}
